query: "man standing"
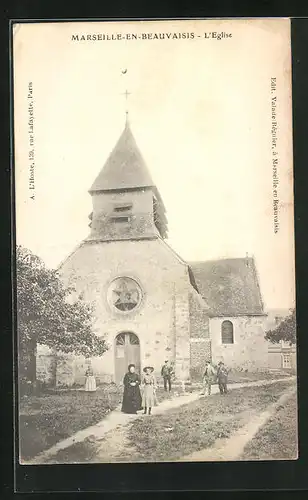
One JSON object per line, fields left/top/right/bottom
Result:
{"left": 200, "top": 360, "right": 216, "bottom": 396}
{"left": 217, "top": 361, "right": 228, "bottom": 395}
{"left": 161, "top": 360, "right": 173, "bottom": 391}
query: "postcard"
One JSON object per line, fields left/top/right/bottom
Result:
{"left": 13, "top": 19, "right": 297, "bottom": 465}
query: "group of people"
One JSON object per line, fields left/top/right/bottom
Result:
{"left": 121, "top": 360, "right": 174, "bottom": 415}
{"left": 201, "top": 360, "right": 228, "bottom": 396}
{"left": 84, "top": 359, "right": 229, "bottom": 416}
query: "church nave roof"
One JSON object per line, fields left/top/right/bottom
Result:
{"left": 189, "top": 257, "right": 264, "bottom": 317}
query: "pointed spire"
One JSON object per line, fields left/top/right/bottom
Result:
{"left": 89, "top": 121, "right": 156, "bottom": 193}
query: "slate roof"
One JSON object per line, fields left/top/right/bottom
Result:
{"left": 90, "top": 120, "right": 155, "bottom": 192}
{"left": 189, "top": 257, "right": 264, "bottom": 316}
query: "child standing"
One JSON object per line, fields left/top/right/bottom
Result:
{"left": 142, "top": 366, "right": 157, "bottom": 415}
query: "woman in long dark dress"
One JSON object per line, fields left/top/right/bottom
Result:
{"left": 121, "top": 364, "right": 142, "bottom": 414}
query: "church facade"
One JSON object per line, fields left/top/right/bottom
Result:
{"left": 36, "top": 120, "right": 269, "bottom": 387}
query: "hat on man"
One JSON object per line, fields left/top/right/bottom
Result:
{"left": 143, "top": 366, "right": 154, "bottom": 373}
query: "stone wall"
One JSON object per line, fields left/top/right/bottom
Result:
{"left": 55, "top": 355, "right": 75, "bottom": 387}
{"left": 89, "top": 189, "right": 159, "bottom": 242}
{"left": 174, "top": 292, "right": 191, "bottom": 381}
{"left": 36, "top": 344, "right": 56, "bottom": 385}
{"left": 189, "top": 291, "right": 210, "bottom": 339}
{"left": 210, "top": 315, "right": 268, "bottom": 371}
{"left": 190, "top": 339, "right": 212, "bottom": 381}
{"left": 189, "top": 291, "right": 211, "bottom": 380}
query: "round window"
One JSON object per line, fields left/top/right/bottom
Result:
{"left": 107, "top": 277, "right": 142, "bottom": 312}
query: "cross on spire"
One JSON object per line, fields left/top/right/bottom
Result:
{"left": 123, "top": 89, "right": 131, "bottom": 100}
{"left": 121, "top": 89, "right": 131, "bottom": 122}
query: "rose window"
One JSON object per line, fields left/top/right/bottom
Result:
{"left": 107, "top": 277, "right": 142, "bottom": 312}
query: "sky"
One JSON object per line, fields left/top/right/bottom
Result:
{"left": 13, "top": 19, "right": 295, "bottom": 309}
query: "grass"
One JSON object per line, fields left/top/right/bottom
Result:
{"left": 226, "top": 370, "right": 294, "bottom": 384}
{"left": 186, "top": 370, "right": 293, "bottom": 389}
{"left": 19, "top": 376, "right": 297, "bottom": 463}
{"left": 19, "top": 384, "right": 123, "bottom": 461}
{"left": 155, "top": 386, "right": 180, "bottom": 402}
{"left": 40, "top": 380, "right": 296, "bottom": 464}
{"left": 19, "top": 383, "right": 183, "bottom": 461}
{"left": 241, "top": 392, "right": 298, "bottom": 460}
{"left": 45, "top": 438, "right": 102, "bottom": 464}
{"left": 125, "top": 381, "right": 295, "bottom": 462}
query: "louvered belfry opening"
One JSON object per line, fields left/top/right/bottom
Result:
{"left": 153, "top": 195, "right": 168, "bottom": 239}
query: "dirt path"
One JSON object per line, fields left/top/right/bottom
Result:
{"left": 178, "top": 384, "right": 297, "bottom": 462}
{"left": 29, "top": 376, "right": 295, "bottom": 464}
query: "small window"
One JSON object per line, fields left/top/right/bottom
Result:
{"left": 129, "top": 333, "right": 140, "bottom": 345}
{"left": 221, "top": 320, "right": 234, "bottom": 344}
{"left": 113, "top": 203, "right": 132, "bottom": 213}
{"left": 115, "top": 332, "right": 140, "bottom": 345}
{"left": 282, "top": 354, "right": 291, "bottom": 369}
{"left": 110, "top": 216, "right": 130, "bottom": 223}
{"left": 116, "top": 333, "right": 125, "bottom": 345}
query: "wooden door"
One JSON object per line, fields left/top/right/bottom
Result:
{"left": 115, "top": 332, "right": 140, "bottom": 384}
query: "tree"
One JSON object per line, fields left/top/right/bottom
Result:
{"left": 265, "top": 309, "right": 296, "bottom": 345}
{"left": 16, "top": 245, "right": 108, "bottom": 386}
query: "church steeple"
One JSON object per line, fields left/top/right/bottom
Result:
{"left": 90, "top": 120, "right": 156, "bottom": 193}
{"left": 88, "top": 121, "right": 167, "bottom": 241}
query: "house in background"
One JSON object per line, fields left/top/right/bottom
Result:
{"left": 266, "top": 309, "right": 296, "bottom": 371}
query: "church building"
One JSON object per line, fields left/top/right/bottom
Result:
{"left": 36, "top": 120, "right": 269, "bottom": 386}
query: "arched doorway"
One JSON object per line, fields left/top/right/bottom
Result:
{"left": 114, "top": 332, "right": 141, "bottom": 384}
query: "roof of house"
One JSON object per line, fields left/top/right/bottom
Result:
{"left": 189, "top": 257, "right": 264, "bottom": 316}
{"left": 89, "top": 120, "right": 156, "bottom": 193}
